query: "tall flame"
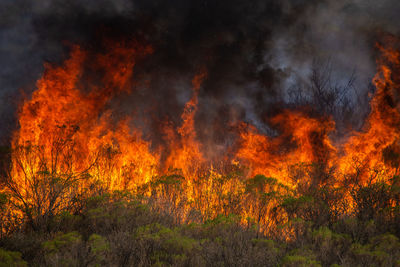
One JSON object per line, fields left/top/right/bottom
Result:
{"left": 164, "top": 70, "right": 207, "bottom": 177}
{"left": 6, "top": 37, "right": 400, "bottom": 228}
{"left": 12, "top": 42, "right": 158, "bottom": 196}
{"left": 338, "top": 39, "right": 400, "bottom": 179}
{"left": 236, "top": 110, "right": 336, "bottom": 187}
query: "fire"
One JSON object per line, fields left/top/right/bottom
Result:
{"left": 238, "top": 39, "right": 400, "bottom": 187}
{"left": 164, "top": 69, "right": 207, "bottom": 178}
{"left": 338, "top": 40, "right": 400, "bottom": 179}
{"left": 236, "top": 110, "right": 336, "bottom": 185}
{"left": 6, "top": 37, "right": 400, "bottom": 228}
{"left": 11, "top": 42, "right": 158, "bottom": 197}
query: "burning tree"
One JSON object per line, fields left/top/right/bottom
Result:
{"left": 3, "top": 125, "right": 95, "bottom": 230}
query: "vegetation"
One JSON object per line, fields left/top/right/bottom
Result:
{"left": 1, "top": 151, "right": 400, "bottom": 266}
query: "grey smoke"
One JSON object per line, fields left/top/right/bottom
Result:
{"left": 0, "top": 0, "right": 400, "bottom": 147}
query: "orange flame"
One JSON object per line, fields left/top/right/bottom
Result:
{"left": 12, "top": 42, "right": 158, "bottom": 195}
{"left": 7, "top": 37, "right": 400, "bottom": 228}
{"left": 236, "top": 110, "right": 336, "bottom": 185}
{"left": 164, "top": 69, "right": 207, "bottom": 177}
{"left": 338, "top": 38, "right": 400, "bottom": 180}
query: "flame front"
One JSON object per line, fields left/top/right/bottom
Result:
{"left": 7, "top": 38, "right": 400, "bottom": 228}
{"left": 11, "top": 42, "right": 158, "bottom": 197}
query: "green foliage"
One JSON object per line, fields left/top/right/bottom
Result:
{"left": 0, "top": 248, "right": 27, "bottom": 267}
{"left": 204, "top": 214, "right": 240, "bottom": 227}
{"left": 87, "top": 234, "right": 109, "bottom": 266}
{"left": 348, "top": 233, "right": 400, "bottom": 266}
{"left": 280, "top": 195, "right": 315, "bottom": 222}
{"left": 135, "top": 223, "right": 199, "bottom": 265}
{"left": 1, "top": 161, "right": 400, "bottom": 266}
{"left": 42, "top": 232, "right": 110, "bottom": 267}
{"left": 282, "top": 255, "right": 321, "bottom": 267}
{"left": 282, "top": 249, "right": 321, "bottom": 267}
{"left": 251, "top": 238, "right": 280, "bottom": 261}
{"left": 311, "top": 227, "right": 351, "bottom": 266}
{"left": 42, "top": 231, "right": 82, "bottom": 254}
{"left": 281, "top": 195, "right": 314, "bottom": 210}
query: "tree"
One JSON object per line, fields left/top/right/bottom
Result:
{"left": 2, "top": 125, "right": 97, "bottom": 231}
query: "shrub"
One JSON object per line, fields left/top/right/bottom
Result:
{"left": 0, "top": 248, "right": 27, "bottom": 267}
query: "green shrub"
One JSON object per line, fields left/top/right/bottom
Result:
{"left": 282, "top": 249, "right": 321, "bottom": 267}
{"left": 42, "top": 232, "right": 110, "bottom": 267}
{"left": 0, "top": 248, "right": 27, "bottom": 267}
{"left": 135, "top": 223, "right": 199, "bottom": 266}
{"left": 312, "top": 227, "right": 351, "bottom": 266}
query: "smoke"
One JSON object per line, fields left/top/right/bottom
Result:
{"left": 1, "top": 0, "right": 400, "bottom": 145}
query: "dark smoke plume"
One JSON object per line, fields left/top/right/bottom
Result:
{"left": 1, "top": 0, "right": 400, "bottom": 146}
